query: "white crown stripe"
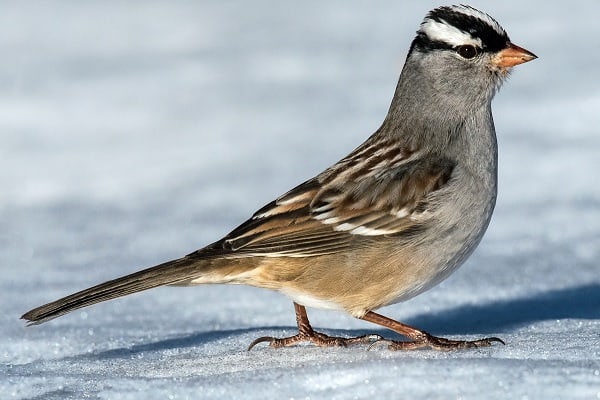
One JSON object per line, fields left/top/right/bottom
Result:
{"left": 420, "top": 19, "right": 482, "bottom": 48}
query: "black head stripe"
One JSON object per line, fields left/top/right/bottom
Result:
{"left": 412, "top": 5, "right": 510, "bottom": 54}
{"left": 410, "top": 32, "right": 453, "bottom": 54}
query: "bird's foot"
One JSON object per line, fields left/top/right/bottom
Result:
{"left": 248, "top": 302, "right": 382, "bottom": 350}
{"left": 248, "top": 331, "right": 382, "bottom": 350}
{"left": 369, "top": 333, "right": 505, "bottom": 351}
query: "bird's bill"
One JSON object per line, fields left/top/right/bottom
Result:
{"left": 492, "top": 43, "right": 537, "bottom": 68}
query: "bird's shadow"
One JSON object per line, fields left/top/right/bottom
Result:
{"left": 405, "top": 282, "right": 600, "bottom": 334}
{"left": 83, "top": 282, "right": 599, "bottom": 360}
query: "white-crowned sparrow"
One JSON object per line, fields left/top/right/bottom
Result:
{"left": 22, "top": 5, "right": 536, "bottom": 351}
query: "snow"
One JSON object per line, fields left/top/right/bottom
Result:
{"left": 2, "top": 1, "right": 600, "bottom": 399}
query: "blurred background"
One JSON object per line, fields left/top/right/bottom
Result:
{"left": 1, "top": 1, "right": 599, "bottom": 397}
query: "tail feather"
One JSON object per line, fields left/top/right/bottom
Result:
{"left": 21, "top": 256, "right": 205, "bottom": 325}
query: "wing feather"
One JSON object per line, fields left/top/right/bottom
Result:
{"left": 214, "top": 144, "right": 455, "bottom": 258}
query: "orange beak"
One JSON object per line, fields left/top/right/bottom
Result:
{"left": 492, "top": 43, "right": 537, "bottom": 68}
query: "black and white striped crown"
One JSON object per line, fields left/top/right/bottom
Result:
{"left": 412, "top": 5, "right": 510, "bottom": 53}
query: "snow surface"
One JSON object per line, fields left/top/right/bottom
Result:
{"left": 2, "top": 1, "right": 600, "bottom": 399}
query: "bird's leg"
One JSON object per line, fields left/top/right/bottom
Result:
{"left": 248, "top": 302, "right": 382, "bottom": 350}
{"left": 359, "top": 311, "right": 504, "bottom": 351}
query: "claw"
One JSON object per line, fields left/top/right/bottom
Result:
{"left": 486, "top": 337, "right": 506, "bottom": 345}
{"left": 247, "top": 336, "right": 277, "bottom": 351}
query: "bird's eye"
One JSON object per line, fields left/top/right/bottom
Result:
{"left": 456, "top": 45, "right": 478, "bottom": 59}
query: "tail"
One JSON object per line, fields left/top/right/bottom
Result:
{"left": 21, "top": 255, "right": 210, "bottom": 325}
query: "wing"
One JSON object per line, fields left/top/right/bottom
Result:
{"left": 209, "top": 141, "right": 455, "bottom": 258}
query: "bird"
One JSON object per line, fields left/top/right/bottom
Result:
{"left": 22, "top": 5, "right": 537, "bottom": 351}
